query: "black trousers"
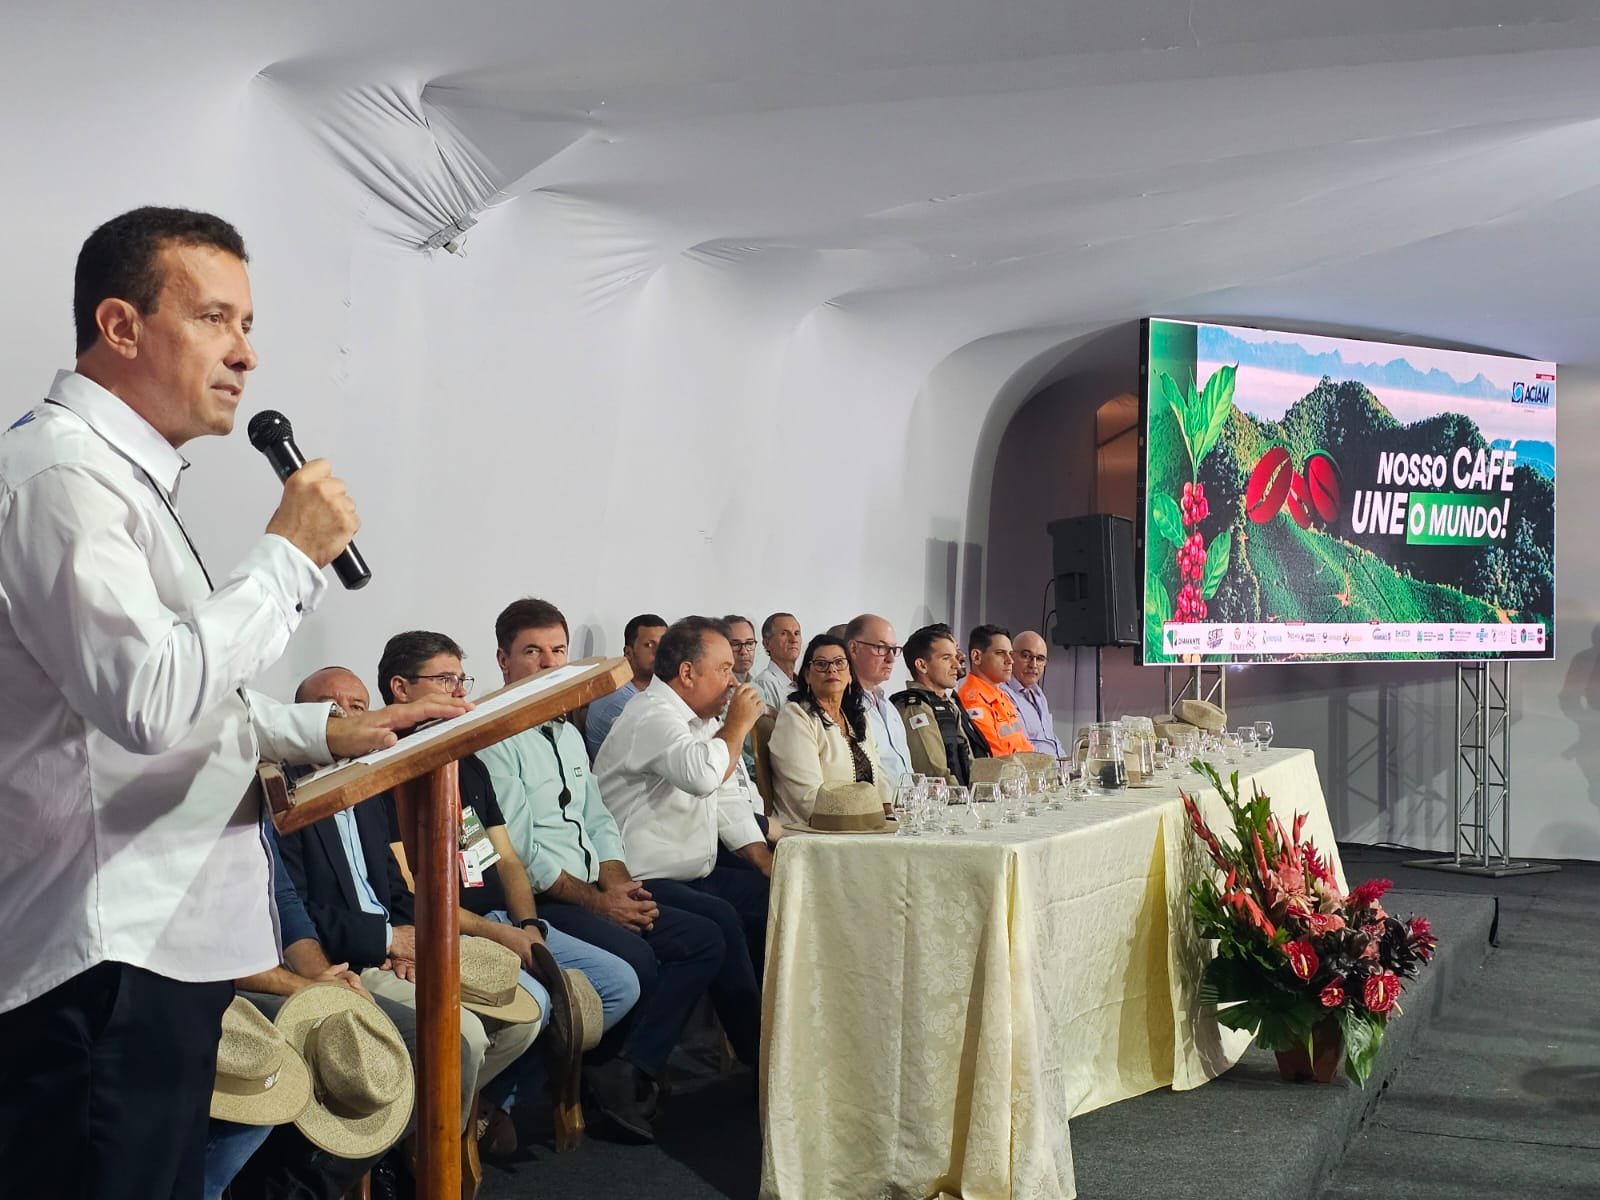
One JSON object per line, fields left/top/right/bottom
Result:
{"left": 645, "top": 867, "right": 771, "bottom": 1067}
{"left": 0, "top": 961, "right": 234, "bottom": 1200}
{"left": 539, "top": 898, "right": 724, "bottom": 1077}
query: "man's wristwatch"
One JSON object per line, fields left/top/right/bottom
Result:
{"left": 517, "top": 918, "right": 548, "bottom": 936}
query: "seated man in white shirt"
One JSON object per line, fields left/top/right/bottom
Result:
{"left": 593, "top": 617, "right": 771, "bottom": 1066}
{"left": 584, "top": 613, "right": 667, "bottom": 760}
{"left": 844, "top": 612, "right": 914, "bottom": 784}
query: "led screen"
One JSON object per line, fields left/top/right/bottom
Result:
{"left": 1141, "top": 319, "right": 1555, "bottom": 664}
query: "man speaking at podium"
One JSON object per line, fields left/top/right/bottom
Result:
{"left": 0, "top": 208, "right": 464, "bottom": 1200}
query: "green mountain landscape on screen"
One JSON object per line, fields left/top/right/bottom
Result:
{"left": 1147, "top": 372, "right": 1555, "bottom": 659}
{"left": 1204, "top": 378, "right": 1553, "bottom": 623}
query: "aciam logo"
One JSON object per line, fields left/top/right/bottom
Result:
{"left": 1512, "top": 379, "right": 1552, "bottom": 405}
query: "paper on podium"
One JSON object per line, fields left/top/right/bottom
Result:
{"left": 265, "top": 657, "right": 628, "bottom": 832}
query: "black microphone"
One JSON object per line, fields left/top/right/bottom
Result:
{"left": 247, "top": 410, "right": 371, "bottom": 590}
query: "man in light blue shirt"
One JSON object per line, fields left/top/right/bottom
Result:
{"left": 1003, "top": 630, "right": 1065, "bottom": 758}
{"left": 844, "top": 613, "right": 913, "bottom": 783}
{"left": 483, "top": 599, "right": 724, "bottom": 1141}
{"left": 584, "top": 613, "right": 667, "bottom": 760}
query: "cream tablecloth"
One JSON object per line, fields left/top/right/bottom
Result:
{"left": 759, "top": 747, "right": 1342, "bottom": 1200}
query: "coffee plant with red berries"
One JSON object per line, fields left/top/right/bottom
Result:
{"left": 1152, "top": 365, "right": 1237, "bottom": 630}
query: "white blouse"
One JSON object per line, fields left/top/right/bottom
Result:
{"left": 767, "top": 700, "right": 893, "bottom": 826}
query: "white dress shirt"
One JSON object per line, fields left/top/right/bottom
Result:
{"left": 592, "top": 677, "right": 765, "bottom": 881}
{"left": 752, "top": 659, "right": 796, "bottom": 712}
{"left": 0, "top": 371, "right": 333, "bottom": 1012}
{"left": 862, "top": 684, "right": 913, "bottom": 781}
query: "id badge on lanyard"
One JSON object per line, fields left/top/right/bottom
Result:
{"left": 458, "top": 804, "right": 501, "bottom": 887}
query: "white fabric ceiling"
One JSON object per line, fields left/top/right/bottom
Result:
{"left": 245, "top": 0, "right": 1600, "bottom": 360}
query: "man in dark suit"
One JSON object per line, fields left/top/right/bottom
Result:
{"left": 274, "top": 668, "right": 539, "bottom": 1132}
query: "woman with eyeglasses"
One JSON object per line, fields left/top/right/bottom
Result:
{"left": 766, "top": 634, "right": 892, "bottom": 826}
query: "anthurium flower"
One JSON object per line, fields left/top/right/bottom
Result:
{"left": 1305, "top": 911, "right": 1345, "bottom": 935}
{"left": 1319, "top": 979, "right": 1345, "bottom": 1008}
{"left": 1284, "top": 940, "right": 1319, "bottom": 980}
{"left": 1363, "top": 971, "right": 1401, "bottom": 1014}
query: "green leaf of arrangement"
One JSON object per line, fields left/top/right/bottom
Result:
{"left": 1201, "top": 530, "right": 1232, "bottom": 600}
{"left": 1159, "top": 372, "right": 1196, "bottom": 470}
{"left": 1338, "top": 1009, "right": 1384, "bottom": 1088}
{"left": 1193, "top": 364, "right": 1237, "bottom": 467}
{"left": 1153, "top": 492, "right": 1187, "bottom": 547}
{"left": 1252, "top": 1002, "right": 1322, "bottom": 1054}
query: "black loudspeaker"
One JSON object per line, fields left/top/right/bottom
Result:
{"left": 1046, "top": 514, "right": 1139, "bottom": 647}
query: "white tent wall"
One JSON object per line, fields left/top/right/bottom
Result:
{"left": 984, "top": 358, "right": 1598, "bottom": 861}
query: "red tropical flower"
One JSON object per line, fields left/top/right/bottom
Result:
{"left": 1406, "top": 916, "right": 1437, "bottom": 960}
{"left": 1284, "top": 940, "right": 1319, "bottom": 981}
{"left": 1349, "top": 878, "right": 1393, "bottom": 907}
{"left": 1319, "top": 978, "right": 1346, "bottom": 1008}
{"left": 1363, "top": 972, "right": 1401, "bottom": 1014}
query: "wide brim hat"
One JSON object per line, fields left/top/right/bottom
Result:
{"left": 459, "top": 935, "right": 544, "bottom": 1024}
{"left": 210, "top": 996, "right": 313, "bottom": 1126}
{"left": 790, "top": 780, "right": 897, "bottom": 834}
{"left": 275, "top": 984, "right": 414, "bottom": 1159}
{"left": 1173, "top": 698, "right": 1227, "bottom": 733}
{"left": 566, "top": 969, "right": 604, "bottom": 1053}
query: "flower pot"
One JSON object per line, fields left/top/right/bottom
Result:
{"left": 1274, "top": 1018, "right": 1342, "bottom": 1083}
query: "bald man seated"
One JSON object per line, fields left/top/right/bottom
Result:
{"left": 1001, "top": 631, "right": 1064, "bottom": 758}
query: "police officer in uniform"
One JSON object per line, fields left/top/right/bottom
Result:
{"left": 891, "top": 624, "right": 991, "bottom": 786}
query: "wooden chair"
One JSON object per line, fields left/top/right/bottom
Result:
{"left": 751, "top": 711, "right": 777, "bottom": 816}
{"left": 462, "top": 1094, "right": 483, "bottom": 1200}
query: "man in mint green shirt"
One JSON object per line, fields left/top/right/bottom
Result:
{"left": 480, "top": 598, "right": 728, "bottom": 1137}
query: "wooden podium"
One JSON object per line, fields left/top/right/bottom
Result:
{"left": 266, "top": 657, "right": 630, "bottom": 1199}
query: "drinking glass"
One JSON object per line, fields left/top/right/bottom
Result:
{"left": 944, "top": 785, "right": 972, "bottom": 835}
{"left": 893, "top": 777, "right": 925, "bottom": 836}
{"left": 1056, "top": 756, "right": 1081, "bottom": 804}
{"left": 1236, "top": 726, "right": 1259, "bottom": 756}
{"left": 970, "top": 782, "right": 999, "bottom": 829}
{"left": 1155, "top": 738, "right": 1174, "bottom": 779}
{"left": 1222, "top": 732, "right": 1244, "bottom": 763}
{"left": 998, "top": 778, "right": 1022, "bottom": 823}
{"left": 1254, "top": 720, "right": 1275, "bottom": 751}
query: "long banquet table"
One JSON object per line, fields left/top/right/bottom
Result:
{"left": 758, "top": 747, "right": 1343, "bottom": 1200}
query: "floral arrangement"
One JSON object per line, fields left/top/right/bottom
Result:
{"left": 1181, "top": 763, "right": 1436, "bottom": 1085}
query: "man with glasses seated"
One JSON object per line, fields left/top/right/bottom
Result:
{"left": 277, "top": 655, "right": 541, "bottom": 1152}
{"left": 725, "top": 615, "right": 758, "bottom": 686}
{"left": 723, "top": 615, "right": 761, "bottom": 777}
{"left": 356, "top": 635, "right": 639, "bottom": 1151}
{"left": 956, "top": 624, "right": 1034, "bottom": 757}
{"left": 843, "top": 613, "right": 913, "bottom": 784}
{"left": 1002, "top": 631, "right": 1064, "bottom": 758}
